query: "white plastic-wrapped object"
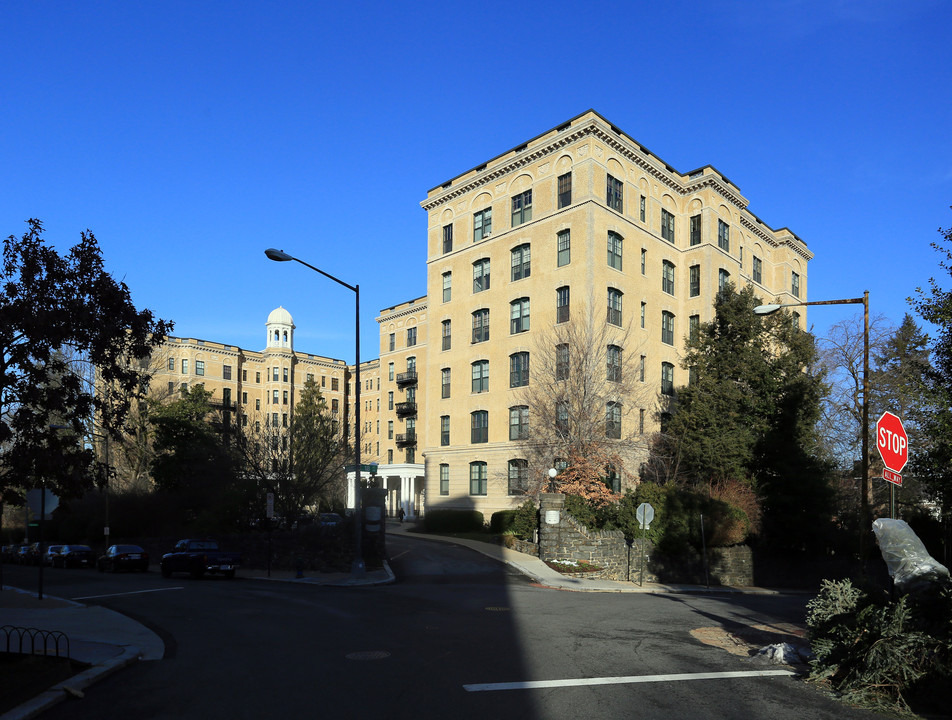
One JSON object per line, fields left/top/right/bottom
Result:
{"left": 871, "top": 518, "right": 950, "bottom": 591}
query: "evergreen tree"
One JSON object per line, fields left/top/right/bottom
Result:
{"left": 910, "top": 209, "right": 952, "bottom": 516}
{"left": 659, "top": 283, "right": 834, "bottom": 550}
{"left": 287, "top": 379, "right": 346, "bottom": 517}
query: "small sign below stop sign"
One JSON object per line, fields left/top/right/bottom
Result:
{"left": 876, "top": 412, "right": 908, "bottom": 474}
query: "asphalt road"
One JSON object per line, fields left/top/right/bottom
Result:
{"left": 5, "top": 537, "right": 885, "bottom": 720}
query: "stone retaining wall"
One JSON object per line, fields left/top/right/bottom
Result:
{"left": 533, "top": 494, "right": 754, "bottom": 586}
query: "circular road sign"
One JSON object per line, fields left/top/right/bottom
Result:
{"left": 876, "top": 412, "right": 908, "bottom": 474}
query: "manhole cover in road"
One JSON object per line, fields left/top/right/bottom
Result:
{"left": 345, "top": 651, "right": 391, "bottom": 661}
{"left": 485, "top": 606, "right": 510, "bottom": 612}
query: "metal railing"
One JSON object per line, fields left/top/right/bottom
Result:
{"left": 2, "top": 625, "right": 71, "bottom": 659}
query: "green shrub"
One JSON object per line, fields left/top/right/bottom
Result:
{"left": 423, "top": 509, "right": 484, "bottom": 533}
{"left": 490, "top": 502, "right": 537, "bottom": 541}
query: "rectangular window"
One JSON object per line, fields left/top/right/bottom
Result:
{"left": 607, "top": 345, "right": 622, "bottom": 382}
{"left": 283, "top": 413, "right": 288, "bottom": 428}
{"left": 441, "top": 320, "right": 451, "bottom": 350}
{"left": 509, "top": 352, "right": 529, "bottom": 388}
{"left": 511, "top": 244, "right": 530, "bottom": 281}
{"left": 195, "top": 360, "right": 204, "bottom": 376}
{"left": 641, "top": 248, "right": 646, "bottom": 275}
{"left": 440, "top": 415, "right": 450, "bottom": 446}
{"left": 690, "top": 265, "right": 700, "bottom": 297}
{"left": 388, "top": 391, "right": 393, "bottom": 410}
{"left": 283, "top": 390, "right": 288, "bottom": 405}
{"left": 640, "top": 408, "right": 646, "bottom": 434}
{"left": 661, "top": 362, "right": 675, "bottom": 395}
{"left": 662, "top": 312, "right": 675, "bottom": 345}
{"left": 510, "top": 298, "right": 530, "bottom": 334}
{"left": 473, "top": 207, "right": 492, "bottom": 241}
{"left": 753, "top": 256, "right": 763, "bottom": 284}
{"left": 273, "top": 390, "right": 279, "bottom": 404}
{"left": 284, "top": 367, "right": 289, "bottom": 382}
{"left": 471, "top": 361, "right": 489, "bottom": 393}
{"left": 168, "top": 381, "right": 174, "bottom": 394}
{"left": 332, "top": 398, "right": 339, "bottom": 414}
{"left": 472, "top": 309, "right": 489, "bottom": 343}
{"left": 718, "top": 220, "right": 730, "bottom": 252}
{"left": 556, "top": 286, "right": 570, "bottom": 323}
{"left": 606, "top": 402, "right": 621, "bottom": 439}
{"left": 607, "top": 288, "right": 623, "bottom": 326}
{"left": 511, "top": 189, "right": 532, "bottom": 226}
{"left": 442, "top": 223, "right": 453, "bottom": 254}
{"left": 557, "top": 230, "right": 570, "bottom": 267}
{"left": 168, "top": 357, "right": 175, "bottom": 371}
{"left": 508, "top": 460, "right": 528, "bottom": 495}
{"left": 441, "top": 368, "right": 451, "bottom": 398}
{"left": 273, "top": 367, "right": 279, "bottom": 381}
{"left": 792, "top": 271, "right": 801, "bottom": 298}
{"left": 469, "top": 461, "right": 487, "bottom": 494}
{"left": 256, "top": 371, "right": 261, "bottom": 383}
{"left": 407, "top": 327, "right": 417, "bottom": 347}
{"left": 640, "top": 301, "right": 646, "bottom": 329}
{"left": 607, "top": 232, "right": 623, "bottom": 270}
{"left": 388, "top": 449, "right": 393, "bottom": 464}
{"left": 509, "top": 406, "right": 528, "bottom": 440}
{"left": 332, "top": 377, "right": 339, "bottom": 391}
{"left": 388, "top": 420, "right": 393, "bottom": 439}
{"left": 256, "top": 398, "right": 261, "bottom": 410}
{"left": 640, "top": 195, "right": 646, "bottom": 222}
{"left": 181, "top": 359, "right": 188, "bottom": 374}
{"left": 440, "top": 464, "right": 450, "bottom": 495}
{"left": 607, "top": 174, "right": 623, "bottom": 212}
{"left": 558, "top": 172, "right": 572, "bottom": 208}
{"left": 306, "top": 373, "right": 313, "bottom": 383}
{"left": 471, "top": 413, "right": 488, "bottom": 444}
{"left": 662, "top": 260, "right": 675, "bottom": 295}
{"left": 639, "top": 355, "right": 646, "bottom": 382}
{"left": 690, "top": 214, "right": 701, "bottom": 246}
{"left": 556, "top": 343, "right": 569, "bottom": 381}
{"left": 442, "top": 272, "right": 452, "bottom": 302}
{"left": 241, "top": 391, "right": 248, "bottom": 404}
{"left": 661, "top": 209, "right": 675, "bottom": 243}
{"left": 689, "top": 314, "right": 700, "bottom": 343}
{"left": 719, "top": 268, "right": 730, "bottom": 291}
{"left": 473, "top": 259, "right": 490, "bottom": 293}
{"left": 388, "top": 362, "right": 394, "bottom": 381}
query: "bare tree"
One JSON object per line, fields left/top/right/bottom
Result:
{"left": 512, "top": 294, "right": 654, "bottom": 499}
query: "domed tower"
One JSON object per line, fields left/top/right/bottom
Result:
{"left": 266, "top": 306, "right": 294, "bottom": 351}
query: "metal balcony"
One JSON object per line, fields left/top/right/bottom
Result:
{"left": 395, "top": 401, "right": 417, "bottom": 418}
{"left": 395, "top": 431, "right": 417, "bottom": 447}
{"left": 395, "top": 370, "right": 418, "bottom": 387}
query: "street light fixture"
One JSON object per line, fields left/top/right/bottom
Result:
{"left": 754, "top": 292, "right": 872, "bottom": 554}
{"left": 264, "top": 248, "right": 365, "bottom": 577}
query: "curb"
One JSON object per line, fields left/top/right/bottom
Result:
{"left": 0, "top": 645, "right": 142, "bottom": 720}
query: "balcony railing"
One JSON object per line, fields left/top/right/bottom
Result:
{"left": 395, "top": 370, "right": 418, "bottom": 387}
{"left": 395, "top": 401, "right": 417, "bottom": 418}
{"left": 395, "top": 431, "right": 417, "bottom": 447}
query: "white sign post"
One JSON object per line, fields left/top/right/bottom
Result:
{"left": 636, "top": 502, "right": 655, "bottom": 587}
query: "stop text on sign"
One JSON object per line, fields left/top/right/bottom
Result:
{"left": 878, "top": 427, "right": 906, "bottom": 457}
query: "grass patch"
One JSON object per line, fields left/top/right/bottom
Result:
{"left": 545, "top": 559, "right": 602, "bottom": 574}
{"left": 0, "top": 653, "right": 89, "bottom": 713}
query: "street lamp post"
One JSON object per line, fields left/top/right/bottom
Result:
{"left": 265, "top": 249, "right": 365, "bottom": 577}
{"left": 754, "top": 291, "right": 871, "bottom": 553}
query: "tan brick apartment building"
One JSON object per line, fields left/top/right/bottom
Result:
{"left": 144, "top": 110, "right": 811, "bottom": 521}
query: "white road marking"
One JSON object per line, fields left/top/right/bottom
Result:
{"left": 73, "top": 587, "right": 185, "bottom": 600}
{"left": 464, "top": 669, "right": 796, "bottom": 692}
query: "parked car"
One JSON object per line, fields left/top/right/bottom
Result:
{"left": 1, "top": 544, "right": 22, "bottom": 563}
{"left": 15, "top": 544, "right": 34, "bottom": 565}
{"left": 98, "top": 544, "right": 150, "bottom": 573}
{"left": 43, "top": 545, "right": 64, "bottom": 566}
{"left": 161, "top": 539, "right": 240, "bottom": 579}
{"left": 54, "top": 544, "right": 95, "bottom": 568}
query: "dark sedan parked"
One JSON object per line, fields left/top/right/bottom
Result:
{"left": 54, "top": 544, "right": 95, "bottom": 568}
{"left": 98, "top": 544, "right": 149, "bottom": 573}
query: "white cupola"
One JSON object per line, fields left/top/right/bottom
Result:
{"left": 266, "top": 306, "right": 294, "bottom": 350}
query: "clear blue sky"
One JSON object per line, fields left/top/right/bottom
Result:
{"left": 2, "top": 1, "right": 950, "bottom": 363}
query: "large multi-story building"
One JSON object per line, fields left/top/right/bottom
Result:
{"left": 140, "top": 110, "right": 811, "bottom": 522}
{"left": 406, "top": 109, "right": 812, "bottom": 517}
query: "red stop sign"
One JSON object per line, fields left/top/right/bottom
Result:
{"left": 876, "top": 412, "right": 908, "bottom": 474}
